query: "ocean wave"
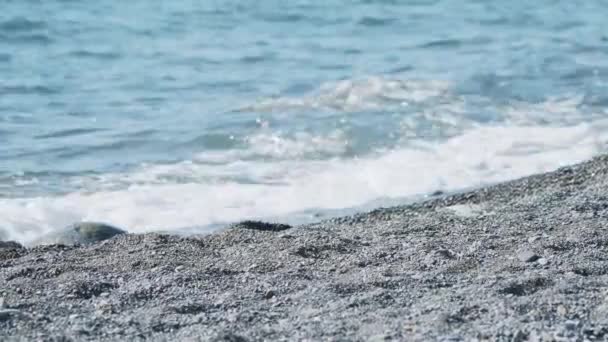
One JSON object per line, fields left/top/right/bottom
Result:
{"left": 34, "top": 128, "right": 106, "bottom": 140}
{"left": 243, "top": 130, "right": 350, "bottom": 159}
{"left": 238, "top": 77, "right": 451, "bottom": 112}
{"left": 0, "top": 32, "right": 53, "bottom": 44}
{"left": 69, "top": 50, "right": 122, "bottom": 60}
{"left": 2, "top": 105, "right": 607, "bottom": 243}
{"left": 0, "top": 17, "right": 47, "bottom": 32}
{"left": 502, "top": 95, "right": 599, "bottom": 125}
{"left": 0, "top": 84, "right": 61, "bottom": 95}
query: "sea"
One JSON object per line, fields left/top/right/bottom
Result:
{"left": 1, "top": 1, "right": 608, "bottom": 243}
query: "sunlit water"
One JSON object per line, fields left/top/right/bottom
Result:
{"left": 1, "top": 1, "right": 608, "bottom": 243}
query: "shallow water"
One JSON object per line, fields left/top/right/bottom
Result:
{"left": 1, "top": 1, "right": 608, "bottom": 242}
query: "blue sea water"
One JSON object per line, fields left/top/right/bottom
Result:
{"left": 1, "top": 1, "right": 608, "bottom": 242}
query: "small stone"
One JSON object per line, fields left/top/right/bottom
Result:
{"left": 540, "top": 332, "right": 554, "bottom": 341}
{"left": 99, "top": 292, "right": 110, "bottom": 298}
{"left": 431, "top": 190, "right": 445, "bottom": 196}
{"left": 234, "top": 220, "right": 291, "bottom": 232}
{"left": 436, "top": 249, "right": 456, "bottom": 259}
{"left": 513, "top": 330, "right": 528, "bottom": 342}
{"left": 528, "top": 236, "right": 541, "bottom": 243}
{"left": 0, "top": 241, "right": 23, "bottom": 249}
{"left": 31, "top": 222, "right": 126, "bottom": 247}
{"left": 95, "top": 299, "right": 110, "bottom": 308}
{"left": 518, "top": 249, "right": 540, "bottom": 263}
{"left": 565, "top": 320, "right": 579, "bottom": 330}
{"left": 368, "top": 333, "right": 391, "bottom": 342}
{"left": 445, "top": 204, "right": 486, "bottom": 218}
{"left": 537, "top": 258, "right": 548, "bottom": 266}
{"left": 212, "top": 332, "right": 248, "bottom": 342}
{"left": 175, "top": 265, "right": 185, "bottom": 272}
{"left": 264, "top": 290, "right": 276, "bottom": 299}
{"left": 557, "top": 305, "right": 567, "bottom": 316}
{"left": 0, "top": 309, "right": 21, "bottom": 322}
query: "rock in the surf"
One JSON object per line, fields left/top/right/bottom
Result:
{"left": 0, "top": 241, "right": 23, "bottom": 250}
{"left": 32, "top": 222, "right": 127, "bottom": 246}
{"left": 231, "top": 220, "right": 292, "bottom": 232}
{"left": 0, "top": 241, "right": 26, "bottom": 261}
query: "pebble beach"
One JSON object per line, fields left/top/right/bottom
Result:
{"left": 3, "top": 155, "right": 608, "bottom": 341}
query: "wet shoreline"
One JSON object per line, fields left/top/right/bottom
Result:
{"left": 3, "top": 155, "right": 608, "bottom": 340}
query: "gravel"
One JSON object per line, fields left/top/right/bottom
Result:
{"left": 3, "top": 154, "right": 608, "bottom": 341}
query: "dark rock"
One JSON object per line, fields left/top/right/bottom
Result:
{"left": 68, "top": 281, "right": 116, "bottom": 299}
{"left": 565, "top": 320, "right": 580, "bottom": 330}
{"left": 212, "top": 332, "right": 248, "bottom": 342}
{"left": 0, "top": 241, "right": 23, "bottom": 249}
{"left": 232, "top": 220, "right": 291, "bottom": 232}
{"left": 513, "top": 330, "right": 528, "bottom": 342}
{"left": 436, "top": 249, "right": 456, "bottom": 259}
{"left": 0, "top": 309, "right": 23, "bottom": 322}
{"left": 169, "top": 303, "right": 209, "bottom": 315}
{"left": 293, "top": 245, "right": 322, "bottom": 259}
{"left": 31, "top": 222, "right": 126, "bottom": 246}
{"left": 500, "top": 277, "right": 552, "bottom": 296}
{"left": 0, "top": 241, "right": 26, "bottom": 261}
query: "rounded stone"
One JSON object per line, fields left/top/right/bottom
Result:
{"left": 517, "top": 249, "right": 540, "bottom": 263}
{"left": 31, "top": 222, "right": 127, "bottom": 246}
{"left": 0, "top": 241, "right": 23, "bottom": 249}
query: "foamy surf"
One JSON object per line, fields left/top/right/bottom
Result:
{"left": 2, "top": 76, "right": 607, "bottom": 243}
{"left": 238, "top": 77, "right": 451, "bottom": 112}
{"left": 2, "top": 115, "right": 607, "bottom": 244}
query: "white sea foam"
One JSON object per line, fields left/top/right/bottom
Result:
{"left": 240, "top": 77, "right": 451, "bottom": 112}
{"left": 2, "top": 107, "right": 607, "bottom": 243}
{"left": 503, "top": 95, "right": 588, "bottom": 125}
{"left": 2, "top": 77, "right": 607, "bottom": 243}
{"left": 243, "top": 130, "right": 349, "bottom": 159}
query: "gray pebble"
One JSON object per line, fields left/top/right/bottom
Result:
{"left": 517, "top": 249, "right": 540, "bottom": 263}
{"left": 0, "top": 241, "right": 23, "bottom": 249}
{"left": 30, "top": 222, "right": 126, "bottom": 246}
{"left": 0, "top": 309, "right": 22, "bottom": 322}
{"left": 564, "top": 320, "right": 579, "bottom": 330}
{"left": 513, "top": 330, "right": 528, "bottom": 342}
